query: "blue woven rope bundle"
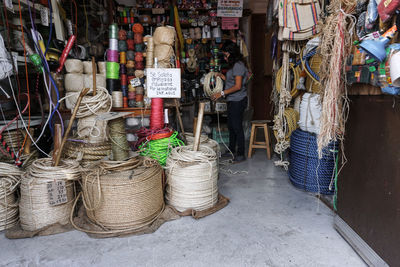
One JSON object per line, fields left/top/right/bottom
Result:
{"left": 288, "top": 129, "right": 338, "bottom": 195}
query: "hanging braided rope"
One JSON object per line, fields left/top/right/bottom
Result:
{"left": 165, "top": 146, "right": 218, "bottom": 212}
{"left": 0, "top": 163, "right": 22, "bottom": 231}
{"left": 72, "top": 157, "right": 164, "bottom": 234}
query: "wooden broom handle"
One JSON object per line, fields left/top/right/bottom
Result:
{"left": 193, "top": 102, "right": 205, "bottom": 151}
{"left": 92, "top": 57, "right": 96, "bottom": 96}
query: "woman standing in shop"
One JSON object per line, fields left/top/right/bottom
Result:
{"left": 211, "top": 40, "right": 248, "bottom": 163}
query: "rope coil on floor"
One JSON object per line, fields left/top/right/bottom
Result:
{"left": 165, "top": 146, "right": 218, "bottom": 212}
{"left": 0, "top": 163, "right": 22, "bottom": 231}
{"left": 19, "top": 158, "right": 81, "bottom": 231}
{"left": 72, "top": 156, "right": 164, "bottom": 234}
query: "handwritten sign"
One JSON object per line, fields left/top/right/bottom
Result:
{"left": 146, "top": 68, "right": 181, "bottom": 98}
{"left": 47, "top": 180, "right": 67, "bottom": 206}
{"left": 130, "top": 78, "right": 141, "bottom": 87}
{"left": 217, "top": 0, "right": 243, "bottom": 17}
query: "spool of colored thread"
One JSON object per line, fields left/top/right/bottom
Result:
{"left": 121, "top": 85, "right": 128, "bottom": 97}
{"left": 135, "top": 43, "right": 144, "bottom": 52}
{"left": 127, "top": 68, "right": 135, "bottom": 76}
{"left": 120, "top": 51, "right": 127, "bottom": 64}
{"left": 107, "top": 78, "right": 120, "bottom": 94}
{"left": 132, "top": 23, "right": 144, "bottom": 34}
{"left": 107, "top": 49, "right": 119, "bottom": 62}
{"left": 120, "top": 64, "right": 127, "bottom": 74}
{"left": 112, "top": 91, "right": 123, "bottom": 108}
{"left": 128, "top": 84, "right": 135, "bottom": 92}
{"left": 135, "top": 94, "right": 144, "bottom": 102}
{"left": 123, "top": 97, "right": 128, "bottom": 108}
{"left": 118, "top": 29, "right": 127, "bottom": 40}
{"left": 128, "top": 91, "right": 136, "bottom": 99}
{"left": 127, "top": 31, "right": 134, "bottom": 39}
{"left": 126, "top": 61, "right": 135, "bottom": 69}
{"left": 118, "top": 40, "right": 127, "bottom": 52}
{"left": 135, "top": 52, "right": 144, "bottom": 62}
{"left": 120, "top": 74, "right": 128, "bottom": 86}
{"left": 134, "top": 33, "right": 143, "bottom": 44}
{"left": 128, "top": 99, "right": 136, "bottom": 107}
{"left": 109, "top": 24, "right": 118, "bottom": 39}
{"left": 136, "top": 101, "right": 144, "bottom": 108}
{"left": 136, "top": 86, "right": 144, "bottom": 95}
{"left": 127, "top": 39, "right": 135, "bottom": 51}
{"left": 126, "top": 50, "right": 135, "bottom": 61}
{"left": 109, "top": 39, "right": 118, "bottom": 50}
{"left": 135, "top": 61, "right": 144, "bottom": 70}
{"left": 106, "top": 62, "right": 120, "bottom": 79}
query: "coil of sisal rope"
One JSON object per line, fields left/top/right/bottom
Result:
{"left": 165, "top": 146, "right": 218, "bottom": 212}
{"left": 0, "top": 163, "right": 22, "bottom": 231}
{"left": 184, "top": 132, "right": 220, "bottom": 156}
{"left": 72, "top": 156, "right": 164, "bottom": 234}
{"left": 19, "top": 158, "right": 81, "bottom": 231}
{"left": 203, "top": 72, "right": 223, "bottom": 97}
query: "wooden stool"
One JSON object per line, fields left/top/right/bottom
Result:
{"left": 248, "top": 120, "right": 272, "bottom": 159}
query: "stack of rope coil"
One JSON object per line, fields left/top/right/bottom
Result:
{"left": 166, "top": 146, "right": 218, "bottom": 212}
{"left": 0, "top": 163, "right": 22, "bottom": 231}
{"left": 19, "top": 158, "right": 81, "bottom": 231}
{"left": 63, "top": 140, "right": 111, "bottom": 167}
{"left": 109, "top": 118, "right": 130, "bottom": 161}
{"left": 139, "top": 131, "right": 184, "bottom": 166}
{"left": 288, "top": 129, "right": 337, "bottom": 195}
{"left": 76, "top": 157, "right": 164, "bottom": 233}
{"left": 184, "top": 133, "right": 220, "bottom": 156}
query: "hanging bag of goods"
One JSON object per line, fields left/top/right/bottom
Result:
{"left": 0, "top": 163, "right": 22, "bottom": 231}
{"left": 278, "top": 0, "right": 321, "bottom": 40}
{"left": 72, "top": 157, "right": 167, "bottom": 237}
{"left": 17, "top": 158, "right": 81, "bottom": 235}
{"left": 165, "top": 146, "right": 219, "bottom": 212}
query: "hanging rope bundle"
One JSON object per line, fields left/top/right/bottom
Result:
{"left": 165, "top": 146, "right": 218, "bottom": 212}
{"left": 75, "top": 87, "right": 112, "bottom": 118}
{"left": 63, "top": 140, "right": 111, "bottom": 167}
{"left": 74, "top": 157, "right": 164, "bottom": 234}
{"left": 109, "top": 118, "right": 130, "bottom": 161}
{"left": 273, "top": 108, "right": 299, "bottom": 142}
{"left": 275, "top": 63, "right": 300, "bottom": 97}
{"left": 0, "top": 163, "right": 22, "bottom": 231}
{"left": 203, "top": 72, "right": 223, "bottom": 97}
{"left": 19, "top": 158, "right": 81, "bottom": 231}
{"left": 139, "top": 131, "right": 184, "bottom": 166}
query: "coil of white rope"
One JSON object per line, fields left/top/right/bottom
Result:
{"left": 165, "top": 146, "right": 218, "bottom": 212}
{"left": 0, "top": 163, "right": 22, "bottom": 231}
{"left": 19, "top": 158, "right": 81, "bottom": 231}
{"left": 74, "top": 87, "right": 112, "bottom": 118}
{"left": 203, "top": 72, "right": 223, "bottom": 97}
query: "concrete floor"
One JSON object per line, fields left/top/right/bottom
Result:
{"left": 0, "top": 151, "right": 365, "bottom": 267}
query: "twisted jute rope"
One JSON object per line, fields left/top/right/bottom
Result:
{"left": 0, "top": 163, "right": 22, "bottom": 231}
{"left": 184, "top": 133, "right": 220, "bottom": 156}
{"left": 165, "top": 146, "right": 218, "bottom": 212}
{"left": 63, "top": 140, "right": 111, "bottom": 167}
{"left": 71, "top": 156, "right": 164, "bottom": 234}
{"left": 19, "top": 158, "right": 81, "bottom": 231}
{"left": 109, "top": 118, "right": 130, "bottom": 161}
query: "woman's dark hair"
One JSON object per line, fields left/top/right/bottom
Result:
{"left": 221, "top": 40, "right": 243, "bottom": 68}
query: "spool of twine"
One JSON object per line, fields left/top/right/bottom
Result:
{"left": 19, "top": 158, "right": 81, "bottom": 231}
{"left": 127, "top": 31, "right": 134, "bottom": 39}
{"left": 123, "top": 96, "right": 128, "bottom": 108}
{"left": 109, "top": 39, "right": 118, "bottom": 51}
{"left": 150, "top": 98, "right": 164, "bottom": 130}
{"left": 127, "top": 67, "right": 135, "bottom": 76}
{"left": 109, "top": 118, "right": 130, "bottom": 161}
{"left": 65, "top": 59, "right": 83, "bottom": 73}
{"left": 136, "top": 101, "right": 144, "bottom": 107}
{"left": 134, "top": 33, "right": 143, "bottom": 44}
{"left": 135, "top": 52, "right": 144, "bottom": 62}
{"left": 107, "top": 49, "right": 119, "bottom": 62}
{"left": 165, "top": 146, "right": 218, "bottom": 212}
{"left": 0, "top": 163, "right": 22, "bottom": 231}
{"left": 112, "top": 91, "right": 123, "bottom": 108}
{"left": 132, "top": 23, "right": 144, "bottom": 34}
{"left": 76, "top": 87, "right": 112, "bottom": 118}
{"left": 135, "top": 86, "right": 144, "bottom": 94}
{"left": 77, "top": 115, "right": 109, "bottom": 143}
{"left": 128, "top": 99, "right": 136, "bottom": 107}
{"left": 118, "top": 29, "right": 127, "bottom": 40}
{"left": 118, "top": 40, "right": 127, "bottom": 52}
{"left": 135, "top": 43, "right": 144, "bottom": 52}
{"left": 135, "top": 61, "right": 144, "bottom": 70}
{"left": 121, "top": 85, "right": 128, "bottom": 96}
{"left": 153, "top": 26, "right": 175, "bottom": 46}
{"left": 98, "top": 61, "right": 106, "bottom": 74}
{"left": 83, "top": 74, "right": 106, "bottom": 89}
{"left": 126, "top": 60, "right": 135, "bottom": 68}
{"left": 120, "top": 52, "right": 127, "bottom": 64}
{"left": 64, "top": 73, "right": 84, "bottom": 92}
{"left": 83, "top": 61, "right": 96, "bottom": 74}
{"left": 106, "top": 78, "right": 120, "bottom": 94}
{"left": 106, "top": 62, "right": 120, "bottom": 79}
{"left": 120, "top": 74, "right": 128, "bottom": 86}
{"left": 127, "top": 39, "right": 135, "bottom": 51}
{"left": 126, "top": 50, "right": 135, "bottom": 61}
{"left": 75, "top": 157, "right": 164, "bottom": 234}
{"left": 146, "top": 36, "right": 154, "bottom": 51}
{"left": 109, "top": 24, "right": 118, "bottom": 39}
{"left": 128, "top": 91, "right": 136, "bottom": 99}
{"left": 120, "top": 64, "right": 127, "bottom": 74}
{"left": 63, "top": 140, "right": 111, "bottom": 166}
{"left": 135, "top": 70, "right": 145, "bottom": 78}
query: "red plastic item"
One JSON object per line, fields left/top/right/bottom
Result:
{"left": 57, "top": 35, "right": 76, "bottom": 73}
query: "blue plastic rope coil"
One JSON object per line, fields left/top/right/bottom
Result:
{"left": 288, "top": 129, "right": 338, "bottom": 195}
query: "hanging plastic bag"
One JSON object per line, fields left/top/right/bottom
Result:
{"left": 365, "top": 0, "right": 379, "bottom": 29}
{"left": 378, "top": 0, "right": 400, "bottom": 23}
